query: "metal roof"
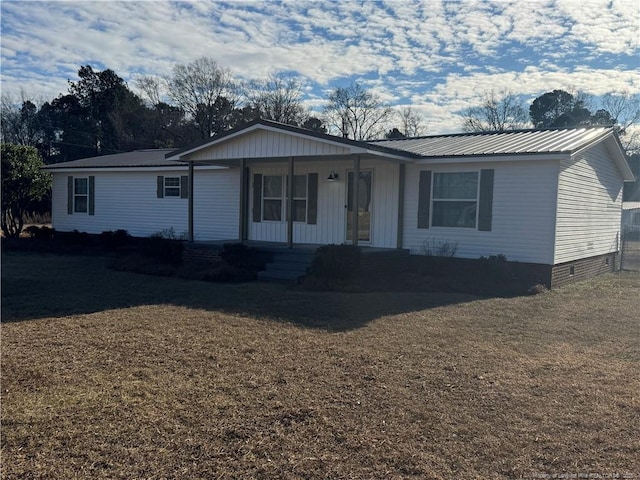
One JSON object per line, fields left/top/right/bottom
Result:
{"left": 43, "top": 148, "right": 179, "bottom": 169}
{"left": 370, "top": 127, "right": 614, "bottom": 158}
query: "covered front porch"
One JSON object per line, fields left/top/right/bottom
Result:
{"left": 165, "top": 120, "right": 419, "bottom": 250}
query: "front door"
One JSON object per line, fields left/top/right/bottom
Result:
{"left": 346, "top": 170, "right": 373, "bottom": 243}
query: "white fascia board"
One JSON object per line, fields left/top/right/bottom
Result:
{"left": 363, "top": 149, "right": 414, "bottom": 162}
{"left": 412, "top": 153, "right": 569, "bottom": 165}
{"left": 45, "top": 165, "right": 229, "bottom": 173}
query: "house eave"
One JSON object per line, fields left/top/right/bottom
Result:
{"left": 412, "top": 152, "right": 570, "bottom": 164}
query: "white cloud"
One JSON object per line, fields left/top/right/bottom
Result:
{"left": 0, "top": 0, "right": 637, "bottom": 135}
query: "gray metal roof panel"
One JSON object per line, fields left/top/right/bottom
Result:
{"left": 43, "top": 149, "right": 180, "bottom": 169}
{"left": 370, "top": 127, "right": 612, "bottom": 157}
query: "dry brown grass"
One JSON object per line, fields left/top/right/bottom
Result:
{"left": 2, "top": 252, "right": 639, "bottom": 479}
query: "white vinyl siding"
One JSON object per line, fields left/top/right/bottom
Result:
{"left": 51, "top": 168, "right": 239, "bottom": 240}
{"left": 403, "top": 160, "right": 559, "bottom": 264}
{"left": 248, "top": 160, "right": 399, "bottom": 248}
{"left": 554, "top": 143, "right": 624, "bottom": 264}
{"left": 186, "top": 129, "right": 352, "bottom": 161}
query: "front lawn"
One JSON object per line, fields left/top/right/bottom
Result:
{"left": 2, "top": 252, "right": 639, "bottom": 479}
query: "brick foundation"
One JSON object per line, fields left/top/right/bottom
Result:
{"left": 550, "top": 252, "right": 618, "bottom": 288}
{"left": 183, "top": 244, "right": 223, "bottom": 266}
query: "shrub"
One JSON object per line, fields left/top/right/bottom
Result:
{"left": 421, "top": 238, "right": 458, "bottom": 257}
{"left": 56, "top": 230, "right": 94, "bottom": 247}
{"left": 308, "top": 244, "right": 360, "bottom": 280}
{"left": 24, "top": 225, "right": 55, "bottom": 240}
{"left": 220, "top": 243, "right": 270, "bottom": 270}
{"left": 140, "top": 234, "right": 184, "bottom": 265}
{"left": 186, "top": 262, "right": 257, "bottom": 282}
{"left": 99, "top": 230, "right": 132, "bottom": 251}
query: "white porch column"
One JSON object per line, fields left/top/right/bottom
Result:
{"left": 287, "top": 156, "right": 294, "bottom": 248}
{"left": 188, "top": 160, "right": 194, "bottom": 242}
{"left": 352, "top": 155, "right": 360, "bottom": 247}
{"left": 239, "top": 158, "right": 247, "bottom": 242}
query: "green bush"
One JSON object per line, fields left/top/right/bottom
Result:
{"left": 189, "top": 262, "right": 257, "bottom": 282}
{"left": 56, "top": 230, "right": 94, "bottom": 247}
{"left": 24, "top": 225, "right": 55, "bottom": 240}
{"left": 309, "top": 244, "right": 360, "bottom": 280}
{"left": 221, "top": 243, "right": 270, "bottom": 270}
{"left": 99, "top": 230, "right": 132, "bottom": 251}
{"left": 140, "top": 234, "right": 184, "bottom": 265}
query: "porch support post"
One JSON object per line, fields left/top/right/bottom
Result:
{"left": 188, "top": 160, "right": 194, "bottom": 242}
{"left": 239, "top": 158, "right": 247, "bottom": 242}
{"left": 396, "top": 163, "right": 405, "bottom": 249}
{"left": 287, "top": 156, "right": 294, "bottom": 248}
{"left": 352, "top": 155, "right": 360, "bottom": 247}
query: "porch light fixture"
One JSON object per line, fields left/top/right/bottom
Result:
{"left": 327, "top": 170, "right": 339, "bottom": 182}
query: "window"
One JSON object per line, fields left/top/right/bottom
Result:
{"left": 289, "top": 175, "right": 307, "bottom": 222}
{"left": 164, "top": 177, "right": 181, "bottom": 197}
{"left": 74, "top": 177, "right": 88, "bottom": 213}
{"left": 432, "top": 172, "right": 478, "bottom": 228}
{"left": 263, "top": 175, "right": 283, "bottom": 221}
{"left": 261, "top": 175, "right": 308, "bottom": 222}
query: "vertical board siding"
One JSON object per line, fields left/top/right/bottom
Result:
{"left": 403, "top": 160, "right": 559, "bottom": 264}
{"left": 189, "top": 130, "right": 351, "bottom": 160}
{"left": 248, "top": 160, "right": 399, "bottom": 248}
{"left": 51, "top": 168, "right": 239, "bottom": 240}
{"left": 554, "top": 143, "right": 624, "bottom": 264}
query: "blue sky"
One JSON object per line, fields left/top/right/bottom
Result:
{"left": 1, "top": 0, "right": 638, "bottom": 134}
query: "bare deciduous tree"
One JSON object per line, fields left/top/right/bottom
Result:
{"left": 244, "top": 72, "right": 308, "bottom": 126}
{"left": 323, "top": 82, "right": 393, "bottom": 140}
{"left": 601, "top": 91, "right": 640, "bottom": 154}
{"left": 166, "top": 57, "right": 238, "bottom": 138}
{"left": 398, "top": 107, "right": 426, "bottom": 137}
{"left": 1, "top": 91, "right": 43, "bottom": 146}
{"left": 462, "top": 89, "right": 529, "bottom": 132}
{"left": 134, "top": 75, "right": 164, "bottom": 107}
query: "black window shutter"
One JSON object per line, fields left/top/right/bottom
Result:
{"left": 180, "top": 176, "right": 189, "bottom": 199}
{"left": 67, "top": 176, "right": 74, "bottom": 214}
{"left": 478, "top": 169, "right": 494, "bottom": 231}
{"left": 307, "top": 173, "right": 318, "bottom": 225}
{"left": 88, "top": 176, "right": 95, "bottom": 216}
{"left": 157, "top": 176, "right": 164, "bottom": 198}
{"left": 417, "top": 170, "right": 432, "bottom": 229}
{"left": 252, "top": 174, "right": 262, "bottom": 222}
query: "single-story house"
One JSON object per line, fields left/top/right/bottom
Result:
{"left": 44, "top": 120, "right": 635, "bottom": 287}
{"left": 622, "top": 202, "right": 640, "bottom": 232}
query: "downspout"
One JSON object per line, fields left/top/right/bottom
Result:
{"left": 352, "top": 155, "right": 360, "bottom": 247}
{"left": 188, "top": 160, "right": 194, "bottom": 242}
{"left": 287, "top": 156, "right": 294, "bottom": 248}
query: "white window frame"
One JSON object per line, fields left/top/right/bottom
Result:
{"left": 74, "top": 177, "right": 89, "bottom": 213}
{"left": 164, "top": 176, "right": 181, "bottom": 197}
{"left": 431, "top": 171, "right": 479, "bottom": 229}
{"left": 261, "top": 174, "right": 308, "bottom": 222}
{"left": 262, "top": 175, "right": 284, "bottom": 222}
{"left": 288, "top": 174, "right": 308, "bottom": 223}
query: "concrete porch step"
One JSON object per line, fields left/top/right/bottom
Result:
{"left": 257, "top": 247, "right": 317, "bottom": 283}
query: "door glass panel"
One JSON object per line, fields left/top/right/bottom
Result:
{"left": 346, "top": 170, "right": 372, "bottom": 242}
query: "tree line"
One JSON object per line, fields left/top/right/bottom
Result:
{"left": 2, "top": 57, "right": 639, "bottom": 164}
